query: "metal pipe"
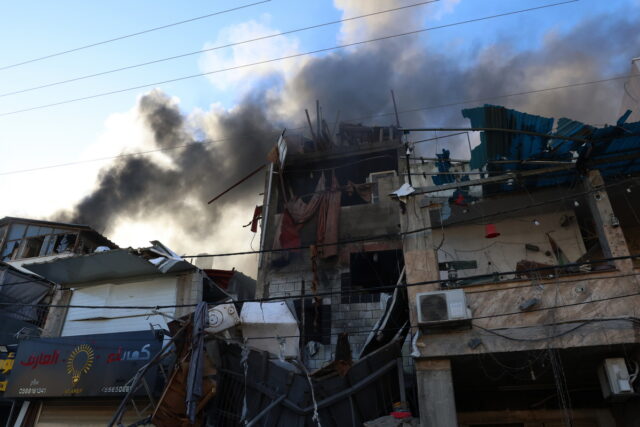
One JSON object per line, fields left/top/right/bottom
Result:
{"left": 400, "top": 127, "right": 590, "bottom": 143}
{"left": 246, "top": 394, "right": 287, "bottom": 427}
{"left": 237, "top": 359, "right": 398, "bottom": 415}
{"left": 207, "top": 164, "right": 266, "bottom": 204}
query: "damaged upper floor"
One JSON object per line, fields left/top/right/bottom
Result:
{"left": 0, "top": 216, "right": 118, "bottom": 263}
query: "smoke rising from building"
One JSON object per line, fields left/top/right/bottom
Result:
{"left": 56, "top": 4, "right": 639, "bottom": 273}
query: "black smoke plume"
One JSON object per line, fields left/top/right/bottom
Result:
{"left": 57, "top": 7, "right": 639, "bottom": 262}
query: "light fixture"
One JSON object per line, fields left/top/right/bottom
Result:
{"left": 532, "top": 219, "right": 541, "bottom": 226}
{"left": 574, "top": 200, "right": 580, "bottom": 207}
{"left": 627, "top": 187, "right": 632, "bottom": 193}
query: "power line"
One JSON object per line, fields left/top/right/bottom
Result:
{"left": 4, "top": 253, "right": 640, "bottom": 308}
{"left": 0, "top": 0, "right": 440, "bottom": 98}
{"left": 1, "top": 72, "right": 634, "bottom": 176}
{"left": 473, "top": 317, "right": 640, "bottom": 343}
{"left": 3, "top": 284, "right": 640, "bottom": 344}
{"left": 2, "top": 68, "right": 634, "bottom": 177}
{"left": 0, "top": 0, "right": 579, "bottom": 118}
{"left": 0, "top": 1, "right": 270, "bottom": 72}
{"left": 0, "top": 131, "right": 281, "bottom": 176}
{"left": 184, "top": 175, "right": 639, "bottom": 257}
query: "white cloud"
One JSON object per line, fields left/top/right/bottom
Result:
{"left": 430, "top": 0, "right": 461, "bottom": 20}
{"left": 198, "top": 14, "right": 305, "bottom": 97}
{"left": 0, "top": 102, "right": 149, "bottom": 221}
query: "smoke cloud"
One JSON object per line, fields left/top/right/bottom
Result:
{"left": 56, "top": 3, "right": 639, "bottom": 275}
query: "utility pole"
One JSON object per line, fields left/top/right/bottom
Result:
{"left": 400, "top": 195, "right": 458, "bottom": 427}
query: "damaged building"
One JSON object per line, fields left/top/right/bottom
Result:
{"left": 202, "top": 103, "right": 640, "bottom": 426}
{"left": 257, "top": 121, "right": 407, "bottom": 370}
{"left": 4, "top": 101, "right": 640, "bottom": 426}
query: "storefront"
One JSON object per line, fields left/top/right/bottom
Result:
{"left": 5, "top": 330, "right": 163, "bottom": 426}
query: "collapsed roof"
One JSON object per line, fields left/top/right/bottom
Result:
{"left": 20, "top": 241, "right": 195, "bottom": 285}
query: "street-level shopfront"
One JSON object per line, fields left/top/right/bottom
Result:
{"left": 5, "top": 330, "right": 163, "bottom": 426}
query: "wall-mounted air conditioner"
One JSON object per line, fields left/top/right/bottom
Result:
{"left": 367, "top": 170, "right": 397, "bottom": 204}
{"left": 416, "top": 289, "right": 471, "bottom": 330}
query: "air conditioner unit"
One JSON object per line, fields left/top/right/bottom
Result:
{"left": 367, "top": 170, "right": 397, "bottom": 203}
{"left": 416, "top": 289, "right": 471, "bottom": 330}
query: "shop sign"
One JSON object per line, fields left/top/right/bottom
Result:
{"left": 0, "top": 351, "right": 15, "bottom": 393}
{"left": 4, "top": 330, "right": 161, "bottom": 398}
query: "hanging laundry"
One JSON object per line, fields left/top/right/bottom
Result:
{"left": 346, "top": 180, "right": 373, "bottom": 203}
{"left": 432, "top": 149, "right": 456, "bottom": 186}
{"left": 272, "top": 171, "right": 342, "bottom": 259}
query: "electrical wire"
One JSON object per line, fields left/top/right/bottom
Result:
{"left": 1, "top": 70, "right": 635, "bottom": 175}
{"left": 185, "top": 175, "right": 640, "bottom": 257}
{"left": 0, "top": 0, "right": 440, "bottom": 98}
{"left": 0, "top": 1, "right": 271, "bottom": 72}
{"left": 3, "top": 255, "right": 640, "bottom": 310}
{"left": 0, "top": 0, "right": 580, "bottom": 118}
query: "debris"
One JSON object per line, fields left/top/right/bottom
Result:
{"left": 390, "top": 183, "right": 416, "bottom": 198}
{"left": 240, "top": 301, "right": 300, "bottom": 359}
{"left": 206, "top": 304, "right": 240, "bottom": 336}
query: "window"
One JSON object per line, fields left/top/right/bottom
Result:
{"left": 19, "top": 236, "right": 45, "bottom": 258}
{"left": 342, "top": 249, "right": 404, "bottom": 304}
{"left": 293, "top": 299, "right": 331, "bottom": 345}
{"left": 0, "top": 223, "right": 79, "bottom": 260}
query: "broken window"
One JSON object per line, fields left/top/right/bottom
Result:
{"left": 1, "top": 240, "right": 21, "bottom": 261}
{"left": 342, "top": 249, "right": 404, "bottom": 304}
{"left": 18, "top": 236, "right": 45, "bottom": 259}
{"left": 53, "top": 233, "right": 77, "bottom": 253}
{"left": 0, "top": 223, "right": 80, "bottom": 260}
{"left": 280, "top": 150, "right": 398, "bottom": 211}
{"left": 293, "top": 299, "right": 331, "bottom": 345}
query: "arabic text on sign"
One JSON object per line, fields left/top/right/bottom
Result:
{"left": 1, "top": 353, "right": 15, "bottom": 374}
{"left": 20, "top": 350, "right": 60, "bottom": 370}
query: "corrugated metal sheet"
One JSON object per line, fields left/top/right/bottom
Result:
{"left": 21, "top": 248, "right": 194, "bottom": 285}
{"left": 463, "top": 105, "right": 640, "bottom": 191}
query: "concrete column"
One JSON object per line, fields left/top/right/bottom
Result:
{"left": 415, "top": 359, "right": 458, "bottom": 427}
{"left": 256, "top": 165, "right": 278, "bottom": 299}
{"left": 584, "top": 170, "right": 633, "bottom": 272}
{"left": 399, "top": 196, "right": 458, "bottom": 426}
{"left": 41, "top": 288, "right": 72, "bottom": 337}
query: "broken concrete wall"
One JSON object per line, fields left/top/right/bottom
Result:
{"left": 264, "top": 174, "right": 406, "bottom": 369}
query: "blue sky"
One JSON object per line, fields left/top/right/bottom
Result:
{"left": 0, "top": 0, "right": 637, "bottom": 265}
{"left": 0, "top": 0, "right": 632, "bottom": 168}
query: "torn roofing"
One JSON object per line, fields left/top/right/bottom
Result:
{"left": 1, "top": 260, "right": 53, "bottom": 287}
{"left": 21, "top": 243, "right": 195, "bottom": 285}
{"left": 463, "top": 104, "right": 640, "bottom": 189}
{"left": 0, "top": 216, "right": 119, "bottom": 249}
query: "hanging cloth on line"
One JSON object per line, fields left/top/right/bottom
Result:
{"left": 273, "top": 171, "right": 341, "bottom": 258}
